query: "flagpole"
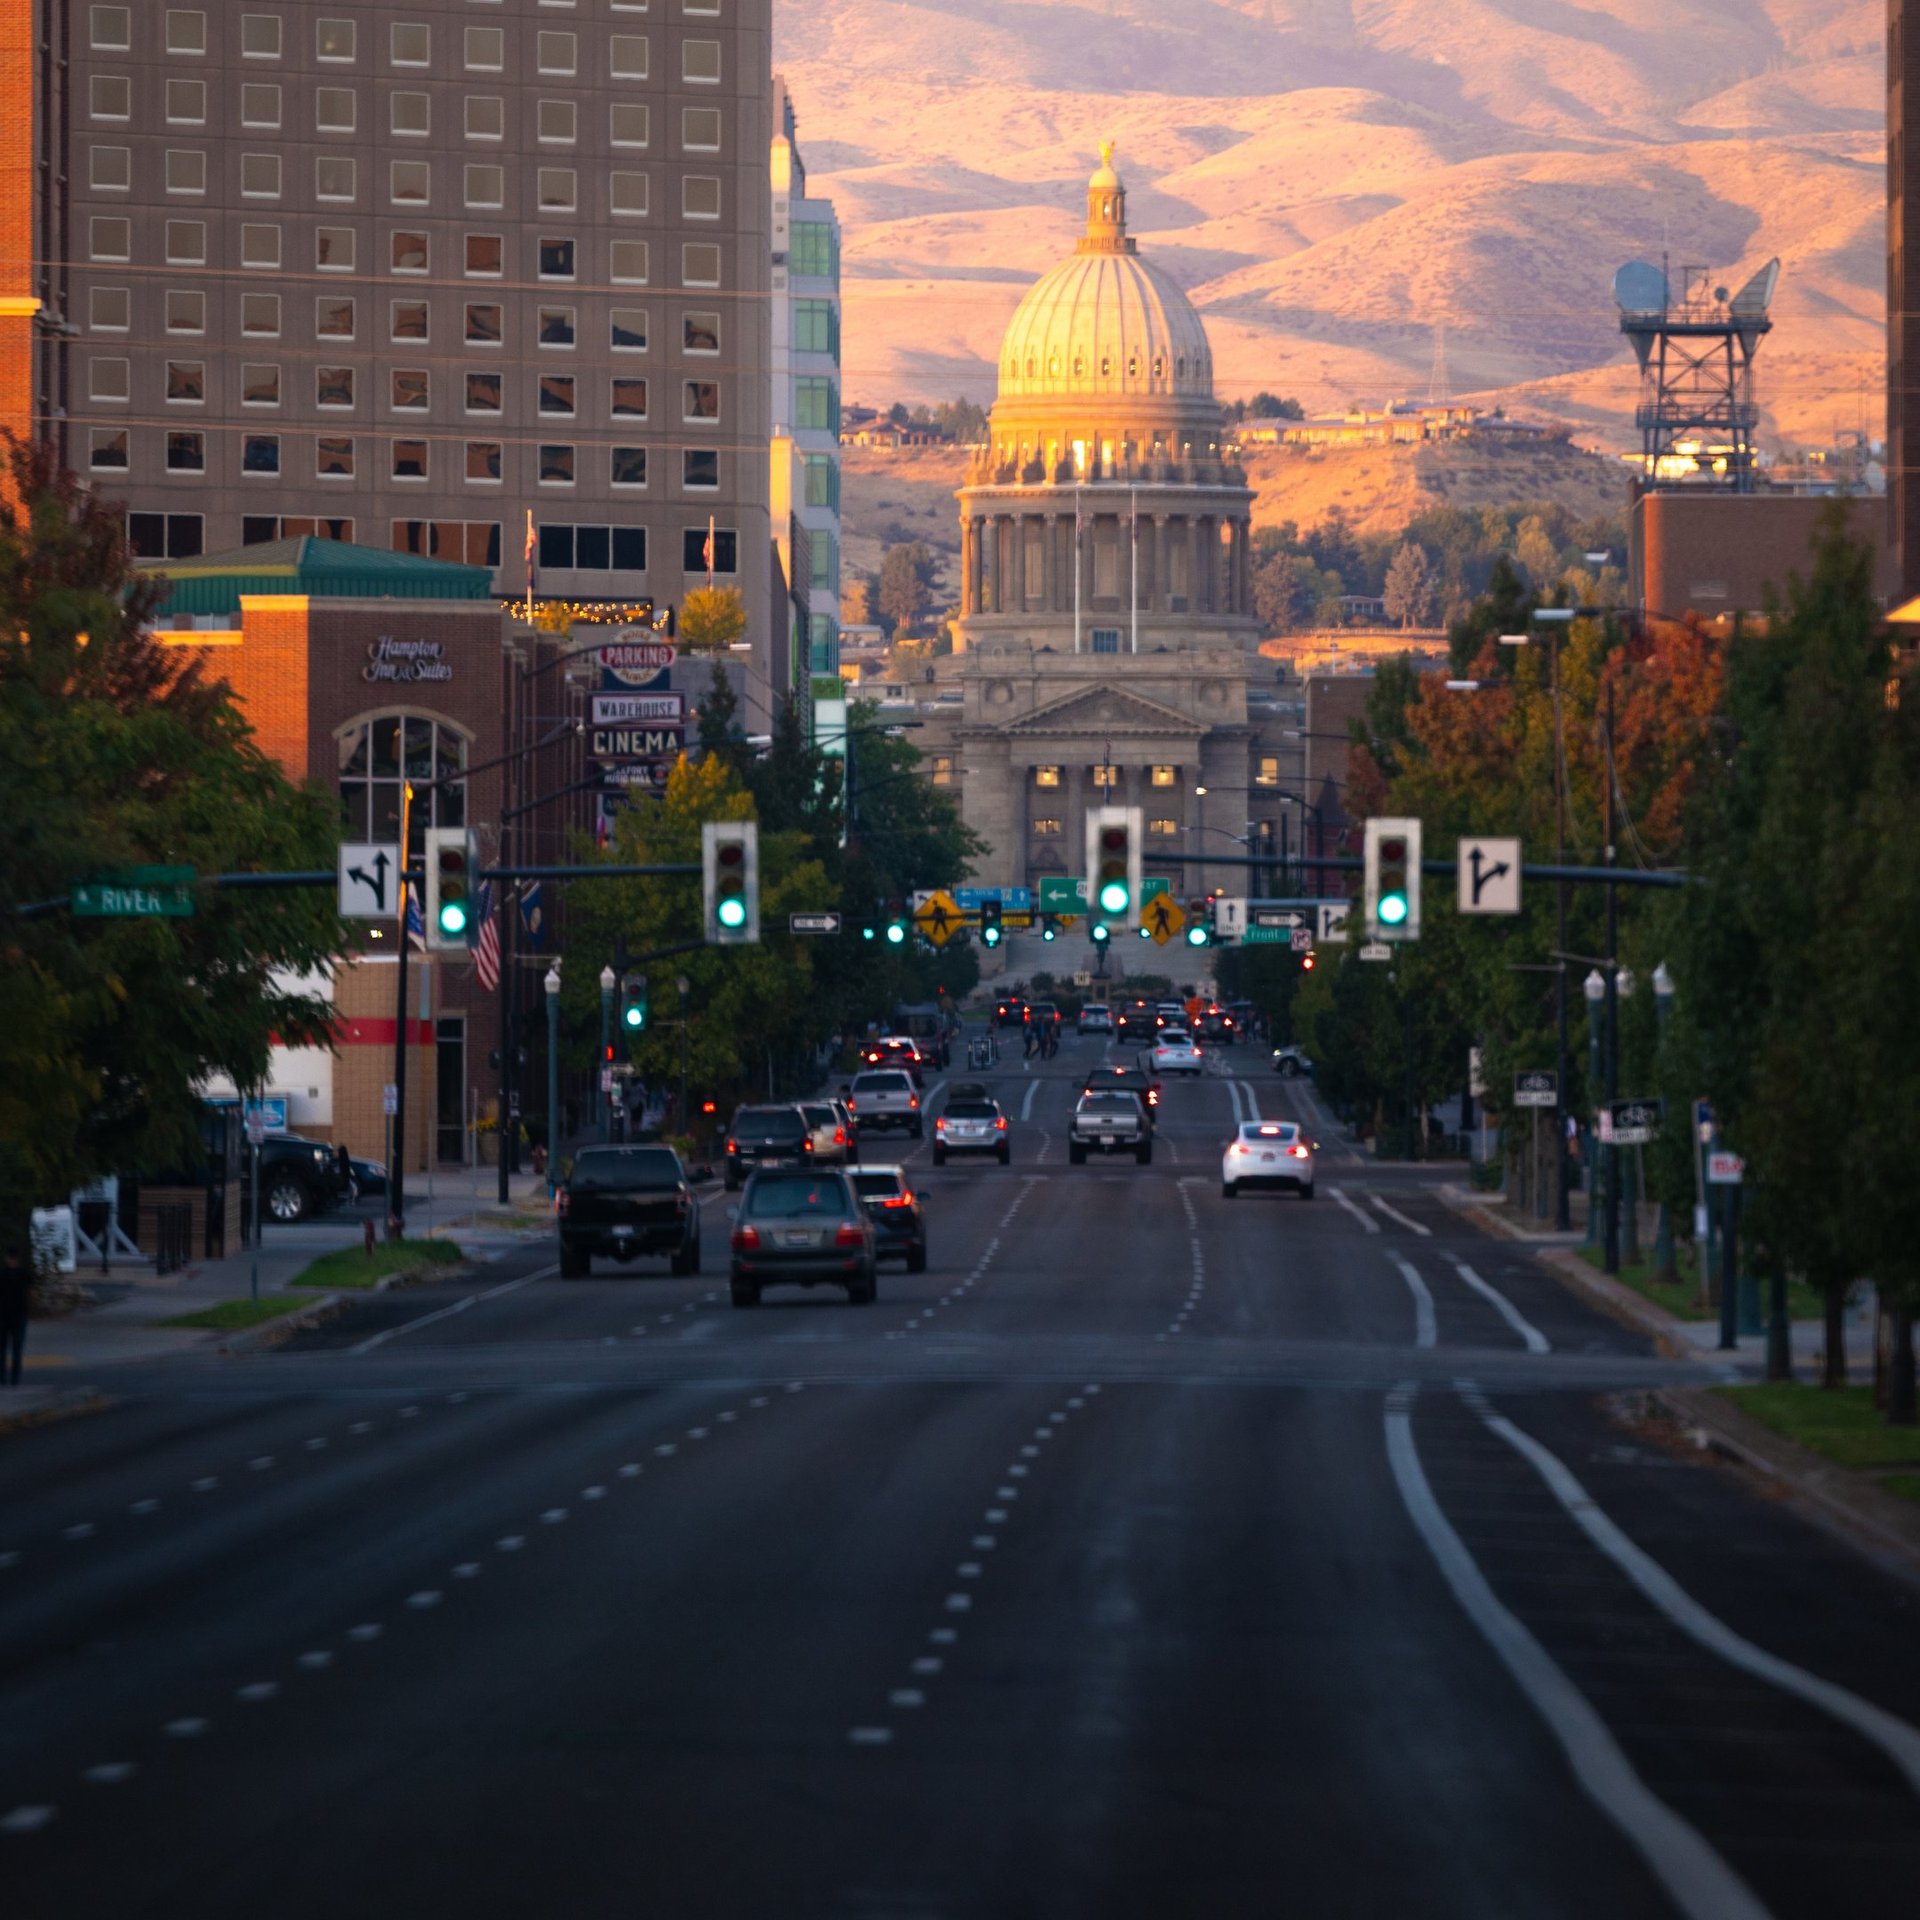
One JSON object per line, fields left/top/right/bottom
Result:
{"left": 1074, "top": 486, "right": 1082, "bottom": 655}
{"left": 706, "top": 513, "right": 716, "bottom": 592}
{"left": 523, "top": 509, "right": 535, "bottom": 624}
{"left": 390, "top": 777, "right": 415, "bottom": 1233}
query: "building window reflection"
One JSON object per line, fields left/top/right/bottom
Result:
{"left": 337, "top": 713, "right": 469, "bottom": 852}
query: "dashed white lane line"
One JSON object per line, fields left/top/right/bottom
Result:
{"left": 1385, "top": 1392, "right": 1770, "bottom": 1920}
{"left": 236, "top": 1681, "right": 280, "bottom": 1702}
{"left": 61, "top": 1523, "right": 95, "bottom": 1541}
{"left": 889, "top": 1689, "right": 926, "bottom": 1708}
{"left": 164, "top": 1717, "right": 210, "bottom": 1738}
{"left": 1329, "top": 1186, "right": 1380, "bottom": 1234}
{"left": 297, "top": 1651, "right": 333, "bottom": 1671}
{"left": 351, "top": 1270, "right": 547, "bottom": 1354}
{"left": 2, "top": 1805, "right": 56, "bottom": 1833}
{"left": 407, "top": 1591, "right": 442, "bottom": 1610}
{"left": 1373, "top": 1195, "right": 1433, "bottom": 1236}
{"left": 618, "top": 1463, "right": 642, "bottom": 1477}
{"left": 540, "top": 1507, "right": 569, "bottom": 1525}
{"left": 128, "top": 1499, "right": 160, "bottom": 1516}
{"left": 496, "top": 1535, "right": 526, "bottom": 1553}
{"left": 346, "top": 1624, "right": 383, "bottom": 1643}
{"left": 929, "top": 1626, "right": 958, "bottom": 1646}
{"left": 452, "top": 1563, "right": 483, "bottom": 1580}
{"left": 1451, "top": 1260, "right": 1550, "bottom": 1354}
{"left": 848, "top": 1727, "right": 893, "bottom": 1746}
{"left": 1483, "top": 1407, "right": 1920, "bottom": 1795}
{"left": 249, "top": 1457, "right": 275, "bottom": 1472}
{"left": 1021, "top": 1078, "right": 1041, "bottom": 1121}
{"left": 1390, "top": 1253, "right": 1438, "bottom": 1349}
{"left": 82, "top": 1762, "right": 135, "bottom": 1786}
{"left": 190, "top": 1477, "right": 218, "bottom": 1493}
{"left": 944, "top": 1593, "right": 973, "bottom": 1612}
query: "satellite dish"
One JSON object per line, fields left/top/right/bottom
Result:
{"left": 1729, "top": 258, "right": 1779, "bottom": 319}
{"left": 1612, "top": 260, "right": 1668, "bottom": 316}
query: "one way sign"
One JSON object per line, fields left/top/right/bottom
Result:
{"left": 1457, "top": 837, "right": 1521, "bottom": 915}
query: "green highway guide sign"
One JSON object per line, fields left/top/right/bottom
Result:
{"left": 72, "top": 866, "right": 196, "bottom": 919}
{"left": 1037, "top": 875, "right": 1169, "bottom": 914}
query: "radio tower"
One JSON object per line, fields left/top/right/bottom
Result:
{"left": 1426, "top": 322, "right": 1452, "bottom": 406}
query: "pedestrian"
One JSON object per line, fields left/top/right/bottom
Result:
{"left": 0, "top": 1231, "right": 32, "bottom": 1389}
{"left": 335, "top": 1141, "right": 355, "bottom": 1202}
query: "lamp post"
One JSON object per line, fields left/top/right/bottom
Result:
{"left": 1651, "top": 962, "right": 1676, "bottom": 1280}
{"left": 1583, "top": 970, "right": 1605, "bottom": 1249}
{"left": 1191, "top": 784, "right": 1208, "bottom": 898}
{"left": 677, "top": 974, "right": 691, "bottom": 1139}
{"left": 1618, "top": 968, "right": 1640, "bottom": 1264}
{"left": 544, "top": 963, "right": 562, "bottom": 1202}
{"left": 598, "top": 965, "right": 616, "bottom": 1143}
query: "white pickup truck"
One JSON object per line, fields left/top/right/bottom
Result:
{"left": 1068, "top": 1090, "right": 1152, "bottom": 1166}
{"left": 848, "top": 1068, "right": 923, "bottom": 1140}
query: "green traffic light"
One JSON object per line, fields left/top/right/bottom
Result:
{"left": 982, "top": 926, "right": 1001, "bottom": 948}
{"left": 1379, "top": 893, "right": 1409, "bottom": 927}
{"left": 1186, "top": 924, "right": 1209, "bottom": 947}
{"left": 437, "top": 902, "right": 468, "bottom": 936}
{"left": 716, "top": 895, "right": 748, "bottom": 930}
{"left": 1090, "top": 923, "right": 1110, "bottom": 944}
{"left": 885, "top": 923, "right": 906, "bottom": 946}
{"left": 1097, "top": 879, "right": 1128, "bottom": 915}
{"left": 1042, "top": 924, "right": 1056, "bottom": 942}
{"left": 622, "top": 1004, "right": 645, "bottom": 1030}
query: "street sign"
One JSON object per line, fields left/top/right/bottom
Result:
{"left": 1606, "top": 1097, "right": 1664, "bottom": 1146}
{"left": 1142, "top": 895, "right": 1186, "bottom": 945}
{"left": 1072, "top": 971, "right": 1092, "bottom": 987}
{"left": 591, "top": 691, "right": 684, "bottom": 726}
{"left": 382, "top": 1083, "right": 399, "bottom": 1117}
{"left": 1512, "top": 1070, "right": 1558, "bottom": 1109}
{"left": 339, "top": 844, "right": 401, "bottom": 918}
{"left": 1289, "top": 928, "right": 1313, "bottom": 953}
{"left": 601, "top": 760, "right": 675, "bottom": 792}
{"left": 912, "top": 890, "right": 963, "bottom": 946}
{"left": 1458, "top": 837, "right": 1522, "bottom": 915}
{"left": 789, "top": 911, "right": 843, "bottom": 935}
{"left": 1469, "top": 1048, "right": 1486, "bottom": 1099}
{"left": 1037, "top": 874, "right": 1168, "bottom": 915}
{"left": 1214, "top": 897, "right": 1247, "bottom": 942}
{"left": 1359, "top": 942, "right": 1392, "bottom": 962}
{"left": 1695, "top": 1098, "right": 1716, "bottom": 1144}
{"left": 1317, "top": 902, "right": 1350, "bottom": 944}
{"left": 1707, "top": 1150, "right": 1745, "bottom": 1185}
{"left": 1253, "top": 908, "right": 1308, "bottom": 930}
{"left": 72, "top": 865, "right": 196, "bottom": 919}
{"left": 245, "top": 1108, "right": 267, "bottom": 1147}
{"left": 956, "top": 886, "right": 1032, "bottom": 913}
{"left": 597, "top": 635, "right": 677, "bottom": 684}
{"left": 600, "top": 1067, "right": 615, "bottom": 1094}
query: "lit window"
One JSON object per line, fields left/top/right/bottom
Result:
{"left": 1151, "top": 765, "right": 1177, "bottom": 788}
{"left": 932, "top": 758, "right": 956, "bottom": 789}
{"left": 1090, "top": 763, "right": 1121, "bottom": 785}
{"left": 1255, "top": 756, "right": 1281, "bottom": 787}
{"left": 1033, "top": 766, "right": 1061, "bottom": 788}
{"left": 1031, "top": 817, "right": 1063, "bottom": 836}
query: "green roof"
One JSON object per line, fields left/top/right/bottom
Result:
{"left": 145, "top": 537, "right": 494, "bottom": 617}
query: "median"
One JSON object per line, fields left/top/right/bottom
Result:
{"left": 162, "top": 1239, "right": 464, "bottom": 1332}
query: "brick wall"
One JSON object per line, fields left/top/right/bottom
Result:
{"left": 334, "top": 956, "right": 437, "bottom": 1174}
{"left": 159, "top": 602, "right": 312, "bottom": 780}
{"left": 0, "top": 0, "right": 36, "bottom": 461}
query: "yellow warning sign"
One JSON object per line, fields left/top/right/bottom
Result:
{"left": 912, "top": 890, "right": 963, "bottom": 946}
{"left": 1143, "top": 895, "right": 1186, "bottom": 946}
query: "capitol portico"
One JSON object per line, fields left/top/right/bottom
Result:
{"left": 919, "top": 148, "right": 1294, "bottom": 910}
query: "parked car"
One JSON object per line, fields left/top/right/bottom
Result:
{"left": 849, "top": 1165, "right": 928, "bottom": 1270}
{"left": 798, "top": 1100, "right": 856, "bottom": 1166}
{"left": 847, "top": 1068, "right": 923, "bottom": 1139}
{"left": 934, "top": 1093, "right": 1010, "bottom": 1165}
{"left": 557, "top": 1145, "right": 702, "bottom": 1276}
{"left": 251, "top": 1135, "right": 350, "bottom": 1224}
{"left": 1069, "top": 1090, "right": 1152, "bottom": 1165}
{"left": 1082, "top": 1064, "right": 1160, "bottom": 1126}
{"left": 1272, "top": 1044, "right": 1314, "bottom": 1078}
{"left": 347, "top": 1157, "right": 388, "bottom": 1199}
{"left": 729, "top": 1169, "right": 877, "bottom": 1306}
{"left": 1152, "top": 1032, "right": 1206, "bottom": 1075}
{"left": 1077, "top": 1003, "right": 1113, "bottom": 1035}
{"left": 724, "top": 1105, "right": 813, "bottom": 1190}
{"left": 1220, "top": 1120, "right": 1315, "bottom": 1200}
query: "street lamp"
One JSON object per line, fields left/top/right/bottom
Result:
{"left": 676, "top": 974, "right": 691, "bottom": 1137}
{"left": 599, "top": 966, "right": 617, "bottom": 1143}
{"left": 544, "top": 963, "right": 562, "bottom": 1202}
{"left": 1584, "top": 970, "right": 1606, "bottom": 1250}
{"left": 1192, "top": 784, "right": 1208, "bottom": 898}
{"left": 1651, "top": 962, "right": 1676, "bottom": 1280}
{"left": 1618, "top": 968, "right": 1640, "bottom": 1263}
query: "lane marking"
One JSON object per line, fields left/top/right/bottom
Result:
{"left": 1384, "top": 1395, "right": 1771, "bottom": 1920}
{"left": 351, "top": 1269, "right": 548, "bottom": 1354}
{"left": 1373, "top": 1195, "right": 1433, "bottom": 1237}
{"left": 1452, "top": 1260, "right": 1550, "bottom": 1355}
{"left": 163, "top": 1718, "right": 209, "bottom": 1738}
{"left": 1238, "top": 1080, "right": 1261, "bottom": 1121}
{"left": 346, "top": 1623, "right": 382, "bottom": 1642}
{"left": 849, "top": 1727, "right": 892, "bottom": 1746}
{"left": 1021, "top": 1078, "right": 1041, "bottom": 1121}
{"left": 237, "top": 1681, "right": 280, "bottom": 1702}
{"left": 407, "top": 1591, "right": 442, "bottom": 1610}
{"left": 2, "top": 1805, "right": 56, "bottom": 1833}
{"left": 297, "top": 1651, "right": 333, "bottom": 1670}
{"left": 1328, "top": 1187, "right": 1380, "bottom": 1234}
{"left": 1483, "top": 1409, "right": 1920, "bottom": 1796}
{"left": 889, "top": 1688, "right": 926, "bottom": 1708}
{"left": 1224, "top": 1077, "right": 1244, "bottom": 1125}
{"left": 1390, "top": 1254, "right": 1437, "bottom": 1349}
{"left": 82, "top": 1763, "right": 135, "bottom": 1785}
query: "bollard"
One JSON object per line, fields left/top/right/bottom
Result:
{"left": 363, "top": 1217, "right": 377, "bottom": 1258}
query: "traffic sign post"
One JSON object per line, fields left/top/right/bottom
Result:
{"left": 1316, "top": 902, "right": 1350, "bottom": 945}
{"left": 912, "top": 890, "right": 963, "bottom": 947}
{"left": 1605, "top": 1098, "right": 1663, "bottom": 1146}
{"left": 1141, "top": 896, "right": 1185, "bottom": 946}
{"left": 1512, "top": 1071, "right": 1557, "bottom": 1109}
{"left": 1707, "top": 1151, "right": 1744, "bottom": 1184}
{"left": 1359, "top": 942, "right": 1391, "bottom": 962}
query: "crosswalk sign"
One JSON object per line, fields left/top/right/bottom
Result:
{"left": 1143, "top": 896, "right": 1186, "bottom": 946}
{"left": 912, "top": 889, "right": 963, "bottom": 947}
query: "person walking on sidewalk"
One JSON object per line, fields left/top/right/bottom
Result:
{"left": 0, "top": 1231, "right": 32, "bottom": 1388}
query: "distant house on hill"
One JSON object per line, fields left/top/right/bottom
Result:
{"left": 1235, "top": 402, "right": 1563, "bottom": 452}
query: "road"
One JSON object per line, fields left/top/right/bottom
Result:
{"left": 5, "top": 1038, "right": 1920, "bottom": 1917}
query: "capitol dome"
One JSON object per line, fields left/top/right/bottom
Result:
{"left": 998, "top": 146, "right": 1214, "bottom": 404}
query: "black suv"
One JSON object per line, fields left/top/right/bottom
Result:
{"left": 724, "top": 1105, "right": 813, "bottom": 1190}
{"left": 251, "top": 1135, "right": 350, "bottom": 1223}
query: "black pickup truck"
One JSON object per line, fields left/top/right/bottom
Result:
{"left": 557, "top": 1146, "right": 702, "bottom": 1278}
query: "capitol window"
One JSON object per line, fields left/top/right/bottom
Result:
{"left": 1032, "top": 766, "right": 1060, "bottom": 788}
{"left": 1151, "top": 766, "right": 1176, "bottom": 787}
{"left": 1031, "top": 817, "right": 1063, "bottom": 837}
{"left": 1149, "top": 818, "right": 1178, "bottom": 837}
{"left": 1091, "top": 764, "right": 1119, "bottom": 786}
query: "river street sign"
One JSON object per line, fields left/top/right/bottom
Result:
{"left": 71, "top": 865, "right": 196, "bottom": 918}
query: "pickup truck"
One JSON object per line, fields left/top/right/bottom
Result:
{"left": 1068, "top": 1090, "right": 1152, "bottom": 1166}
{"left": 557, "top": 1145, "right": 702, "bottom": 1278}
{"left": 847, "top": 1068, "right": 923, "bottom": 1139}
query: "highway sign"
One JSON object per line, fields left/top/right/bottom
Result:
{"left": 912, "top": 890, "right": 963, "bottom": 946}
{"left": 1512, "top": 1070, "right": 1558, "bottom": 1109}
{"left": 1317, "top": 902, "right": 1350, "bottom": 944}
{"left": 339, "top": 845, "right": 401, "bottom": 918}
{"left": 1458, "top": 836, "right": 1522, "bottom": 915}
{"left": 1142, "top": 896, "right": 1186, "bottom": 946}
{"left": 1037, "top": 874, "right": 1168, "bottom": 914}
{"left": 1606, "top": 1097, "right": 1664, "bottom": 1146}
{"left": 1707, "top": 1150, "right": 1745, "bottom": 1185}
{"left": 789, "top": 911, "right": 843, "bottom": 935}
{"left": 1359, "top": 942, "right": 1392, "bottom": 962}
{"left": 956, "top": 886, "right": 1032, "bottom": 912}
{"left": 72, "top": 865, "right": 196, "bottom": 919}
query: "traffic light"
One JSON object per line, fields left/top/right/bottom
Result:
{"left": 1185, "top": 900, "right": 1211, "bottom": 949}
{"left": 980, "top": 898, "right": 1002, "bottom": 948}
{"left": 1086, "top": 806, "right": 1142, "bottom": 930}
{"left": 1301, "top": 951, "right": 1317, "bottom": 971}
{"left": 883, "top": 900, "right": 908, "bottom": 946}
{"left": 1090, "top": 921, "right": 1110, "bottom": 947}
{"left": 1364, "top": 817, "right": 1422, "bottom": 942}
{"left": 1041, "top": 916, "right": 1057, "bottom": 943}
{"left": 425, "top": 827, "right": 477, "bottom": 950}
{"left": 702, "top": 821, "right": 760, "bottom": 944}
{"left": 619, "top": 973, "right": 649, "bottom": 1041}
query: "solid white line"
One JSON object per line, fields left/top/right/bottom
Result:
{"left": 1373, "top": 1195, "right": 1433, "bottom": 1236}
{"left": 1390, "top": 1254, "right": 1437, "bottom": 1348}
{"left": 1226, "top": 1077, "right": 1245, "bottom": 1125}
{"left": 1484, "top": 1410, "right": 1920, "bottom": 1796}
{"left": 1238, "top": 1079, "right": 1260, "bottom": 1121}
{"left": 1328, "top": 1186, "right": 1380, "bottom": 1234}
{"left": 350, "top": 1269, "right": 546, "bottom": 1354}
{"left": 1384, "top": 1398, "right": 1772, "bottom": 1920}
{"left": 1453, "top": 1261, "right": 1550, "bottom": 1355}
{"left": 1021, "top": 1078, "right": 1041, "bottom": 1121}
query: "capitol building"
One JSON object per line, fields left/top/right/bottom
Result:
{"left": 917, "top": 149, "right": 1297, "bottom": 911}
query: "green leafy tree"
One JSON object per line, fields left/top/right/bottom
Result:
{"left": 0, "top": 438, "right": 342, "bottom": 1199}
{"left": 680, "top": 585, "right": 749, "bottom": 653}
{"left": 1247, "top": 392, "right": 1305, "bottom": 420}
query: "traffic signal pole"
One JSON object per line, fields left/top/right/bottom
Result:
{"left": 1602, "top": 679, "right": 1621, "bottom": 1277}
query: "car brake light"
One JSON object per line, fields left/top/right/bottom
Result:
{"left": 725, "top": 1138, "right": 737, "bottom": 1155}
{"left": 881, "top": 1194, "right": 913, "bottom": 1210}
{"left": 995, "top": 1116, "right": 1007, "bottom": 1131}
{"left": 802, "top": 1139, "right": 814, "bottom": 1155}
{"left": 1289, "top": 1144, "right": 1310, "bottom": 1159}
{"left": 935, "top": 1117, "right": 947, "bottom": 1130}
{"left": 833, "top": 1222, "right": 866, "bottom": 1248}
{"left": 1229, "top": 1144, "right": 1246, "bottom": 1156}
{"left": 834, "top": 1127, "right": 846, "bottom": 1145}
{"left": 908, "top": 1095, "right": 919, "bottom": 1110}
{"left": 732, "top": 1225, "right": 760, "bottom": 1251}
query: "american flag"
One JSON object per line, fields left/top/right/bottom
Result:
{"left": 473, "top": 880, "right": 501, "bottom": 993}
{"left": 702, "top": 515, "right": 716, "bottom": 587}
{"left": 523, "top": 510, "right": 537, "bottom": 607}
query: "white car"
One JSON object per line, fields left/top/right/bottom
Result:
{"left": 1151, "top": 1032, "right": 1205, "bottom": 1074}
{"left": 1221, "top": 1121, "right": 1314, "bottom": 1199}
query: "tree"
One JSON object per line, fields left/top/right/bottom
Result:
{"left": 0, "top": 438, "right": 342, "bottom": 1199}
{"left": 1252, "top": 551, "right": 1318, "bottom": 634}
{"left": 1382, "top": 543, "right": 1433, "bottom": 629}
{"left": 693, "top": 662, "right": 749, "bottom": 782}
{"left": 842, "top": 573, "right": 878, "bottom": 628}
{"left": 876, "top": 543, "right": 937, "bottom": 636}
{"left": 679, "top": 585, "right": 748, "bottom": 653}
{"left": 1247, "top": 392, "right": 1305, "bottom": 420}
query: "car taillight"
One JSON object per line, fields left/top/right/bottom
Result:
{"left": 725, "top": 1138, "right": 737, "bottom": 1155}
{"left": 732, "top": 1225, "right": 760, "bottom": 1251}
{"left": 936, "top": 1117, "right": 947, "bottom": 1130}
{"left": 995, "top": 1116, "right": 1007, "bottom": 1131}
{"left": 834, "top": 1222, "right": 865, "bottom": 1248}
{"left": 881, "top": 1194, "right": 913, "bottom": 1210}
{"left": 1229, "top": 1144, "right": 1246, "bottom": 1156}
{"left": 802, "top": 1139, "right": 814, "bottom": 1155}
{"left": 909, "top": 1095, "right": 919, "bottom": 1110}
{"left": 1289, "top": 1144, "right": 1310, "bottom": 1159}
{"left": 556, "top": 1188, "right": 570, "bottom": 1217}
{"left": 834, "top": 1127, "right": 845, "bottom": 1145}
{"left": 846, "top": 1100, "right": 857, "bottom": 1112}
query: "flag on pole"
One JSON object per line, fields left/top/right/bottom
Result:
{"left": 405, "top": 891, "right": 427, "bottom": 952}
{"left": 519, "top": 880, "right": 545, "bottom": 951}
{"left": 523, "top": 510, "right": 537, "bottom": 613}
{"left": 702, "top": 515, "right": 716, "bottom": 588}
{"left": 473, "top": 880, "right": 501, "bottom": 993}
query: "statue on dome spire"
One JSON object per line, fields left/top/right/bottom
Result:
{"left": 1081, "top": 142, "right": 1134, "bottom": 256}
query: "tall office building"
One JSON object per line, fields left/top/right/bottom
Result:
{"left": 20, "top": 0, "right": 771, "bottom": 638}
{"left": 1894, "top": 0, "right": 1920, "bottom": 601}
{"left": 769, "top": 73, "right": 839, "bottom": 680}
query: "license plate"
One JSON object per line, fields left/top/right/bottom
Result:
{"left": 1099, "top": 1136, "right": 1116, "bottom": 1146}
{"left": 782, "top": 1230, "right": 816, "bottom": 1249}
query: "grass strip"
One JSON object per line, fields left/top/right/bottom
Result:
{"left": 1720, "top": 1384, "right": 1920, "bottom": 1485}
{"left": 163, "top": 1294, "right": 316, "bottom": 1331}
{"left": 1578, "top": 1244, "right": 1823, "bottom": 1323}
{"left": 289, "top": 1238, "right": 463, "bottom": 1292}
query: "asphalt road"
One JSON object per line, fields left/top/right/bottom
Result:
{"left": 5, "top": 1037, "right": 1920, "bottom": 1918}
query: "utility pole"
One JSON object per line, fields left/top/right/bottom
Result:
{"left": 1602, "top": 676, "right": 1620, "bottom": 1275}
{"left": 1553, "top": 625, "right": 1572, "bottom": 1231}
{"left": 391, "top": 779, "right": 414, "bottom": 1235}
{"left": 677, "top": 974, "right": 691, "bottom": 1137}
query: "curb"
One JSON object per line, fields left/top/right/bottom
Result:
{"left": 0, "top": 1386, "right": 111, "bottom": 1437}
{"left": 216, "top": 1257, "right": 474, "bottom": 1355}
{"left": 1653, "top": 1385, "right": 1920, "bottom": 1581}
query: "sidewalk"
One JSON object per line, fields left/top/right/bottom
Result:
{"left": 1, "top": 1167, "right": 557, "bottom": 1429}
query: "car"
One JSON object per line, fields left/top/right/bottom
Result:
{"left": 798, "top": 1100, "right": 856, "bottom": 1166}
{"left": 1152, "top": 1032, "right": 1206, "bottom": 1074}
{"left": 251, "top": 1135, "right": 350, "bottom": 1224}
{"left": 1069, "top": 1090, "right": 1152, "bottom": 1165}
{"left": 1193, "top": 1004, "right": 1235, "bottom": 1043}
{"left": 1221, "top": 1120, "right": 1315, "bottom": 1199}
{"left": 1154, "top": 1002, "right": 1187, "bottom": 1031}
{"left": 994, "top": 992, "right": 1030, "bottom": 1029}
{"left": 347, "top": 1157, "right": 388, "bottom": 1199}
{"left": 729, "top": 1169, "right": 877, "bottom": 1306}
{"left": 1077, "top": 1003, "right": 1113, "bottom": 1034}
{"left": 1114, "top": 1000, "right": 1155, "bottom": 1044}
{"left": 557, "top": 1145, "right": 702, "bottom": 1277}
{"left": 1082, "top": 1064, "right": 1160, "bottom": 1125}
{"left": 1272, "top": 1044, "right": 1314, "bottom": 1078}
{"left": 849, "top": 1165, "right": 927, "bottom": 1270}
{"left": 862, "top": 1036, "right": 927, "bottom": 1084}
{"left": 724, "top": 1104, "right": 814, "bottom": 1190}
{"left": 934, "top": 1094, "right": 1010, "bottom": 1165}
{"left": 847, "top": 1068, "right": 923, "bottom": 1138}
